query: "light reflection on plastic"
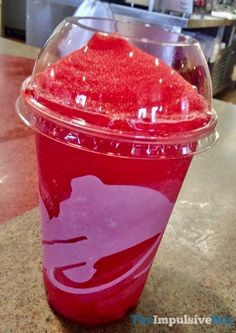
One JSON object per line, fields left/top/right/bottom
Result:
{"left": 49, "top": 68, "right": 55, "bottom": 78}
{"left": 65, "top": 133, "right": 77, "bottom": 142}
{"left": 71, "top": 118, "right": 87, "bottom": 126}
{"left": 151, "top": 106, "right": 158, "bottom": 122}
{"left": 138, "top": 108, "right": 147, "bottom": 119}
{"left": 138, "top": 106, "right": 163, "bottom": 122}
{"left": 181, "top": 97, "right": 189, "bottom": 114}
{"left": 129, "top": 51, "right": 134, "bottom": 58}
{"left": 182, "top": 146, "right": 191, "bottom": 155}
{"left": 76, "top": 94, "right": 87, "bottom": 106}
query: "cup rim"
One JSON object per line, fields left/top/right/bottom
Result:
{"left": 65, "top": 16, "right": 199, "bottom": 47}
{"left": 16, "top": 91, "right": 219, "bottom": 159}
{"left": 19, "top": 77, "right": 218, "bottom": 146}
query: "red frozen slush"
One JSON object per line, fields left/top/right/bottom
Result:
{"left": 23, "top": 33, "right": 213, "bottom": 325}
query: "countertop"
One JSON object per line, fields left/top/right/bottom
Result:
{"left": 0, "top": 38, "right": 235, "bottom": 333}
{"left": 0, "top": 38, "right": 39, "bottom": 223}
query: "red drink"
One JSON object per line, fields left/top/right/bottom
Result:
{"left": 36, "top": 133, "right": 191, "bottom": 325}
{"left": 17, "top": 19, "right": 217, "bottom": 326}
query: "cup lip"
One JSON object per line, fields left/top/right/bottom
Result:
{"left": 65, "top": 16, "right": 199, "bottom": 47}
{"left": 20, "top": 77, "right": 218, "bottom": 146}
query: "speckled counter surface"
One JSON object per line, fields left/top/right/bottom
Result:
{"left": 0, "top": 99, "right": 236, "bottom": 333}
{"left": 0, "top": 38, "right": 39, "bottom": 223}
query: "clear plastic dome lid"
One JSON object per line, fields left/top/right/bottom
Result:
{"left": 17, "top": 17, "right": 218, "bottom": 158}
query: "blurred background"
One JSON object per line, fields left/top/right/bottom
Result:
{"left": 1, "top": 0, "right": 236, "bottom": 101}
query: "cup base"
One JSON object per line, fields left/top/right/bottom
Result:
{"left": 43, "top": 270, "right": 144, "bottom": 326}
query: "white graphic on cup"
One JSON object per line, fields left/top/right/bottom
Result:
{"left": 40, "top": 175, "right": 173, "bottom": 294}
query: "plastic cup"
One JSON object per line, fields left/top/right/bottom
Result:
{"left": 16, "top": 18, "right": 218, "bottom": 325}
